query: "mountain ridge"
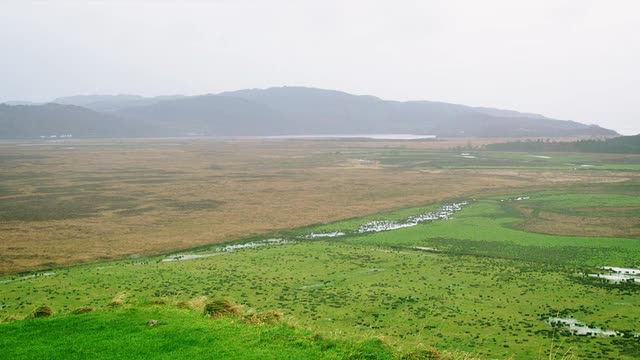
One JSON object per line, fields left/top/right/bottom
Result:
{"left": 0, "top": 87, "right": 618, "bottom": 139}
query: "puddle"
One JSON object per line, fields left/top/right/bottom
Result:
{"left": 161, "top": 201, "right": 469, "bottom": 263}
{"left": 303, "top": 232, "right": 346, "bottom": 239}
{"left": 217, "top": 238, "right": 290, "bottom": 252}
{"left": 95, "top": 266, "right": 118, "bottom": 270}
{"left": 300, "top": 282, "right": 333, "bottom": 289}
{"left": 586, "top": 266, "right": 640, "bottom": 283}
{"left": 161, "top": 239, "right": 291, "bottom": 262}
{"left": 528, "top": 155, "right": 551, "bottom": 159}
{"left": 162, "top": 253, "right": 224, "bottom": 262}
{"left": 375, "top": 249, "right": 409, "bottom": 254}
{"left": 350, "top": 159, "right": 375, "bottom": 164}
{"left": 547, "top": 317, "right": 637, "bottom": 337}
{"left": 601, "top": 267, "right": 640, "bottom": 275}
{"left": 358, "top": 220, "right": 417, "bottom": 233}
{"left": 460, "top": 153, "right": 477, "bottom": 159}
{"left": 587, "top": 274, "right": 640, "bottom": 282}
{"left": 357, "top": 202, "right": 468, "bottom": 234}
{"left": 298, "top": 202, "right": 468, "bottom": 239}
{"left": 580, "top": 164, "right": 594, "bottom": 167}
{"left": 0, "top": 272, "right": 56, "bottom": 284}
{"left": 413, "top": 247, "right": 441, "bottom": 252}
{"left": 500, "top": 196, "right": 529, "bottom": 202}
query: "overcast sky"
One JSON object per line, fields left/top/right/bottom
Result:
{"left": 1, "top": 0, "right": 638, "bottom": 134}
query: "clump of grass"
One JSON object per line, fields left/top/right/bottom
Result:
{"left": 150, "top": 298, "right": 168, "bottom": 305}
{"left": 71, "top": 307, "right": 94, "bottom": 315}
{"left": 175, "top": 301, "right": 190, "bottom": 309}
{"left": 29, "top": 306, "right": 53, "bottom": 319}
{"left": 203, "top": 299, "right": 243, "bottom": 318}
{"left": 243, "top": 309, "right": 285, "bottom": 325}
{"left": 182, "top": 295, "right": 208, "bottom": 312}
{"left": 108, "top": 293, "right": 127, "bottom": 307}
{"left": 1, "top": 314, "right": 23, "bottom": 323}
{"left": 400, "top": 348, "right": 482, "bottom": 360}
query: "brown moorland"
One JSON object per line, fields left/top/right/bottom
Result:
{"left": 0, "top": 137, "right": 632, "bottom": 274}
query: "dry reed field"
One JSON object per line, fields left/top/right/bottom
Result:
{"left": 0, "top": 137, "right": 632, "bottom": 274}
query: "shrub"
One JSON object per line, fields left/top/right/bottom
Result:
{"left": 203, "top": 299, "right": 242, "bottom": 318}
{"left": 108, "top": 293, "right": 127, "bottom": 307}
{"left": 150, "top": 298, "right": 168, "bottom": 305}
{"left": 30, "top": 306, "right": 53, "bottom": 318}
{"left": 71, "top": 307, "right": 94, "bottom": 315}
{"left": 186, "top": 296, "right": 208, "bottom": 311}
{"left": 176, "top": 301, "right": 190, "bottom": 309}
{"left": 245, "top": 310, "right": 284, "bottom": 325}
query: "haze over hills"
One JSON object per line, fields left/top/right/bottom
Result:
{"left": 53, "top": 94, "right": 186, "bottom": 112}
{"left": 0, "top": 103, "right": 148, "bottom": 139}
{"left": 0, "top": 87, "right": 618, "bottom": 139}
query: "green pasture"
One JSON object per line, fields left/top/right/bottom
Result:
{"left": 2, "top": 184, "right": 639, "bottom": 359}
{"left": 0, "top": 306, "right": 395, "bottom": 360}
{"left": 347, "top": 149, "right": 640, "bottom": 171}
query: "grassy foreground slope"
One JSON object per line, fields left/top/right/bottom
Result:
{"left": 0, "top": 305, "right": 397, "bottom": 360}
{"left": 1, "top": 181, "right": 639, "bottom": 359}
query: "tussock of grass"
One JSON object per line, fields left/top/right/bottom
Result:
{"left": 203, "top": 299, "right": 243, "bottom": 318}
{"left": 107, "top": 293, "right": 127, "bottom": 307}
{"left": 70, "top": 306, "right": 94, "bottom": 315}
{"left": 182, "top": 295, "right": 208, "bottom": 312}
{"left": 27, "top": 306, "right": 53, "bottom": 319}
{"left": 201, "top": 299, "right": 285, "bottom": 325}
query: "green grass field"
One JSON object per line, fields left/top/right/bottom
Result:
{"left": 0, "top": 305, "right": 397, "bottom": 360}
{"left": 350, "top": 149, "right": 640, "bottom": 171}
{"left": 2, "top": 181, "right": 639, "bottom": 359}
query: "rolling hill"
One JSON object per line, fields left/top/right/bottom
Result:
{"left": 0, "top": 103, "right": 150, "bottom": 139}
{"left": 0, "top": 87, "right": 618, "bottom": 139}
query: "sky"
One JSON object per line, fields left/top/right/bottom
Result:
{"left": 1, "top": 0, "right": 638, "bottom": 134}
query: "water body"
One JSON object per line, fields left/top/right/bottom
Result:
{"left": 254, "top": 134, "right": 436, "bottom": 140}
{"left": 586, "top": 266, "right": 640, "bottom": 283}
{"left": 548, "top": 317, "right": 620, "bottom": 336}
{"left": 357, "top": 202, "right": 468, "bottom": 233}
{"left": 162, "top": 239, "right": 290, "bottom": 262}
{"left": 161, "top": 253, "right": 224, "bottom": 262}
{"left": 303, "top": 232, "right": 346, "bottom": 239}
{"left": 306, "top": 201, "right": 468, "bottom": 238}
{"left": 0, "top": 272, "right": 56, "bottom": 284}
{"left": 413, "top": 247, "right": 441, "bottom": 252}
{"left": 300, "top": 282, "right": 333, "bottom": 289}
{"left": 602, "top": 266, "right": 640, "bottom": 275}
{"left": 500, "top": 196, "right": 530, "bottom": 202}
{"left": 161, "top": 202, "right": 468, "bottom": 263}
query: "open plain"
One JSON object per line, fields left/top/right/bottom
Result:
{"left": 3, "top": 137, "right": 627, "bottom": 274}
{"left": 1, "top": 137, "right": 639, "bottom": 359}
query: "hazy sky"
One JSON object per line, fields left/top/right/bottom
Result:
{"left": 1, "top": 0, "right": 638, "bottom": 134}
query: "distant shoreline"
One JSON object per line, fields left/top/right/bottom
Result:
{"left": 1, "top": 134, "right": 438, "bottom": 144}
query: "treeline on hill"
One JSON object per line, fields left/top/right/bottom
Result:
{"left": 486, "top": 134, "right": 640, "bottom": 154}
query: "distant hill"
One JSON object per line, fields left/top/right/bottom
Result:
{"left": 1, "top": 87, "right": 618, "bottom": 139}
{"left": 207, "top": 87, "right": 617, "bottom": 137}
{"left": 118, "top": 95, "right": 289, "bottom": 136}
{"left": 0, "top": 103, "right": 150, "bottom": 139}
{"left": 1, "top": 101, "right": 43, "bottom": 106}
{"left": 53, "top": 94, "right": 185, "bottom": 112}
{"left": 486, "top": 134, "right": 640, "bottom": 153}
